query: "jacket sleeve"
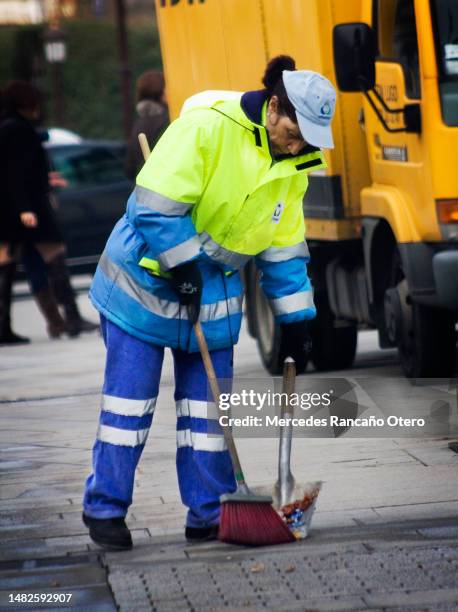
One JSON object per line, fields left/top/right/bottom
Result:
{"left": 130, "top": 112, "right": 209, "bottom": 271}
{"left": 255, "top": 176, "right": 316, "bottom": 324}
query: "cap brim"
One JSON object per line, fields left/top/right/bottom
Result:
{"left": 296, "top": 111, "right": 334, "bottom": 149}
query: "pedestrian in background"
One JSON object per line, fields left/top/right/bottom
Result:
{"left": 0, "top": 81, "right": 98, "bottom": 343}
{"left": 124, "top": 70, "right": 169, "bottom": 181}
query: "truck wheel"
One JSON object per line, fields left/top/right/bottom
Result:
{"left": 400, "top": 304, "right": 456, "bottom": 378}
{"left": 250, "top": 267, "right": 308, "bottom": 375}
{"left": 388, "top": 251, "right": 457, "bottom": 378}
{"left": 310, "top": 292, "right": 357, "bottom": 371}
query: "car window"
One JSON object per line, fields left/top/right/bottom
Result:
{"left": 49, "top": 145, "right": 126, "bottom": 189}
{"left": 375, "top": 0, "right": 421, "bottom": 99}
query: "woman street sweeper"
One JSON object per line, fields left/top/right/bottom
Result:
{"left": 82, "top": 56, "right": 336, "bottom": 550}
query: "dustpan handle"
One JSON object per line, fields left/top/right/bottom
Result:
{"left": 278, "top": 358, "right": 296, "bottom": 481}
{"left": 281, "top": 358, "right": 296, "bottom": 417}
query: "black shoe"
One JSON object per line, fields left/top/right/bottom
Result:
{"left": 76, "top": 317, "right": 99, "bottom": 334}
{"left": 82, "top": 513, "right": 133, "bottom": 551}
{"left": 0, "top": 330, "right": 30, "bottom": 345}
{"left": 65, "top": 316, "right": 99, "bottom": 337}
{"left": 185, "top": 525, "right": 219, "bottom": 543}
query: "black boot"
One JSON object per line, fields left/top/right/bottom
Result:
{"left": 0, "top": 263, "right": 30, "bottom": 345}
{"left": 82, "top": 513, "right": 133, "bottom": 551}
{"left": 33, "top": 285, "right": 67, "bottom": 338}
{"left": 47, "top": 255, "right": 99, "bottom": 337}
{"left": 185, "top": 525, "right": 219, "bottom": 542}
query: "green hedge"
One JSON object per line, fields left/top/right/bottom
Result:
{"left": 0, "top": 19, "right": 162, "bottom": 140}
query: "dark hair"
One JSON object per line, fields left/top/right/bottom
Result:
{"left": 262, "top": 55, "right": 297, "bottom": 122}
{"left": 2, "top": 81, "right": 41, "bottom": 115}
{"left": 136, "top": 70, "right": 165, "bottom": 103}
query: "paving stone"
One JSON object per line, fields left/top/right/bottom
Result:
{"left": 106, "top": 541, "right": 458, "bottom": 610}
{"left": 0, "top": 470, "right": 89, "bottom": 486}
{"left": 384, "top": 606, "right": 458, "bottom": 612}
{"left": 363, "top": 587, "right": 458, "bottom": 608}
{"left": 419, "top": 526, "right": 458, "bottom": 539}
{"left": 0, "top": 498, "right": 75, "bottom": 513}
{"left": 0, "top": 565, "right": 106, "bottom": 590}
{"left": 0, "top": 535, "right": 92, "bottom": 562}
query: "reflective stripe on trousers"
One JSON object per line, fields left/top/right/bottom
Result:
{"left": 83, "top": 315, "right": 235, "bottom": 527}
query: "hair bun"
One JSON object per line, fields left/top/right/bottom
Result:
{"left": 262, "top": 55, "right": 296, "bottom": 92}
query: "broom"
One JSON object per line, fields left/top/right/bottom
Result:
{"left": 193, "top": 321, "right": 295, "bottom": 546}
{"left": 138, "top": 133, "right": 293, "bottom": 545}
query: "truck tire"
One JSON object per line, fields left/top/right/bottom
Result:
{"left": 248, "top": 264, "right": 308, "bottom": 375}
{"left": 310, "top": 291, "right": 358, "bottom": 371}
{"left": 389, "top": 250, "right": 457, "bottom": 378}
{"left": 400, "top": 304, "right": 456, "bottom": 378}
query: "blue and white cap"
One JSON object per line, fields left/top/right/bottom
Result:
{"left": 282, "top": 70, "right": 336, "bottom": 149}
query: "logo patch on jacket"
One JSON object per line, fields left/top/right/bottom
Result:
{"left": 272, "top": 202, "right": 284, "bottom": 224}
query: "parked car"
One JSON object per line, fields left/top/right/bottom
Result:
{"left": 46, "top": 127, "right": 83, "bottom": 145}
{"left": 45, "top": 139, "right": 133, "bottom": 274}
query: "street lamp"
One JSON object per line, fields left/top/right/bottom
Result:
{"left": 43, "top": 26, "right": 67, "bottom": 125}
{"left": 44, "top": 27, "right": 67, "bottom": 63}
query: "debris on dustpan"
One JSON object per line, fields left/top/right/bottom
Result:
{"left": 252, "top": 480, "right": 322, "bottom": 541}
{"left": 278, "top": 481, "right": 322, "bottom": 540}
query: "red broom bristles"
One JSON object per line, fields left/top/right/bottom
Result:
{"left": 218, "top": 501, "right": 296, "bottom": 546}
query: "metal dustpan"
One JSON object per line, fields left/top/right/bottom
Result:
{"left": 254, "top": 358, "right": 322, "bottom": 539}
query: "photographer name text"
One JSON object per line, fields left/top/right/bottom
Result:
{"left": 218, "top": 415, "right": 426, "bottom": 428}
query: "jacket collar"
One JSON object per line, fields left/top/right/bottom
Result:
{"left": 211, "top": 94, "right": 327, "bottom": 175}
{"left": 240, "top": 90, "right": 320, "bottom": 159}
{"left": 240, "top": 90, "right": 268, "bottom": 126}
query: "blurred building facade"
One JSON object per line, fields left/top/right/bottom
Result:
{"left": 0, "top": 0, "right": 154, "bottom": 24}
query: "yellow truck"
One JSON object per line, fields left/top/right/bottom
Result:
{"left": 155, "top": 0, "right": 458, "bottom": 379}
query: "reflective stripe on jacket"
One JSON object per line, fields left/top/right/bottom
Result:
{"left": 89, "top": 90, "right": 325, "bottom": 351}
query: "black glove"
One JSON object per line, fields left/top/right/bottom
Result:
{"left": 170, "top": 260, "right": 203, "bottom": 324}
{"left": 279, "top": 320, "right": 312, "bottom": 371}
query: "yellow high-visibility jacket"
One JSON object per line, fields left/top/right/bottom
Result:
{"left": 89, "top": 90, "right": 326, "bottom": 351}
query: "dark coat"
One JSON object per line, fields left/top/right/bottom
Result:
{"left": 124, "top": 100, "right": 169, "bottom": 181}
{"left": 0, "top": 113, "right": 63, "bottom": 245}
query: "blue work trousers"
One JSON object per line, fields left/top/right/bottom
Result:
{"left": 83, "top": 316, "right": 236, "bottom": 528}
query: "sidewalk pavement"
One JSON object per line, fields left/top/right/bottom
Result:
{"left": 1, "top": 292, "right": 458, "bottom": 611}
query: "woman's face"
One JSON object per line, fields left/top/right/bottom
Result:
{"left": 265, "top": 95, "right": 306, "bottom": 157}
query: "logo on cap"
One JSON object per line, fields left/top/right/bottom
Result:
{"left": 282, "top": 69, "right": 336, "bottom": 148}
{"left": 321, "top": 102, "right": 332, "bottom": 117}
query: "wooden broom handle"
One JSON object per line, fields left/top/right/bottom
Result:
{"left": 193, "top": 321, "right": 246, "bottom": 483}
{"left": 138, "top": 132, "right": 151, "bottom": 162}
{"left": 138, "top": 133, "right": 246, "bottom": 484}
